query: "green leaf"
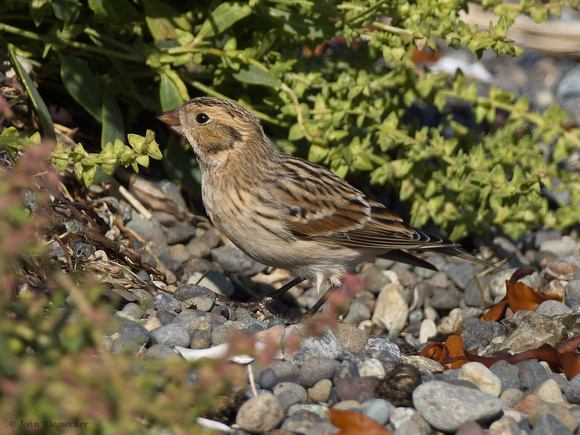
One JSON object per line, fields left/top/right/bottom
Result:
{"left": 88, "top": 0, "right": 143, "bottom": 27}
{"left": 52, "top": 0, "right": 79, "bottom": 23}
{"left": 60, "top": 55, "right": 103, "bottom": 122}
{"left": 143, "top": 0, "right": 191, "bottom": 40}
{"left": 159, "top": 69, "right": 190, "bottom": 112}
{"left": 8, "top": 47, "right": 55, "bottom": 140}
{"left": 232, "top": 65, "right": 281, "bottom": 88}
{"left": 196, "top": 2, "right": 252, "bottom": 41}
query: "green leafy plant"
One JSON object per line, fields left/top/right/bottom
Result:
{"left": 0, "top": 128, "right": 162, "bottom": 186}
{"left": 1, "top": 0, "right": 579, "bottom": 237}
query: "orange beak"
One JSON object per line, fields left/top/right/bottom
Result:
{"left": 157, "top": 108, "right": 181, "bottom": 127}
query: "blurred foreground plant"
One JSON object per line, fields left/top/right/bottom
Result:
{"left": 1, "top": 0, "right": 579, "bottom": 238}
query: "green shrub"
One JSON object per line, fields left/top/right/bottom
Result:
{"left": 2, "top": 0, "right": 579, "bottom": 238}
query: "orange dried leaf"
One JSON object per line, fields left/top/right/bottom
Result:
{"left": 328, "top": 409, "right": 393, "bottom": 435}
{"left": 480, "top": 297, "right": 508, "bottom": 321}
{"left": 506, "top": 280, "right": 562, "bottom": 313}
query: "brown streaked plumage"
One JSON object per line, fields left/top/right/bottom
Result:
{"left": 158, "top": 97, "right": 491, "bottom": 298}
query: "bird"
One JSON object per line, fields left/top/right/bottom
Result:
{"left": 158, "top": 97, "right": 493, "bottom": 316}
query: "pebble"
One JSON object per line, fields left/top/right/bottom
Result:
{"left": 283, "top": 326, "right": 342, "bottom": 363}
{"left": 150, "top": 324, "right": 191, "bottom": 348}
{"left": 488, "top": 416, "right": 521, "bottom": 435}
{"left": 108, "top": 317, "right": 150, "bottom": 354}
{"left": 372, "top": 282, "right": 409, "bottom": 338}
{"left": 490, "top": 361, "right": 521, "bottom": 391}
{"left": 186, "top": 270, "right": 234, "bottom": 297}
{"left": 331, "top": 323, "right": 368, "bottom": 352}
{"left": 335, "top": 376, "right": 380, "bottom": 403}
{"left": 153, "top": 292, "right": 182, "bottom": 313}
{"left": 299, "top": 357, "right": 341, "bottom": 387}
{"left": 272, "top": 382, "right": 308, "bottom": 411}
{"left": 531, "top": 413, "right": 574, "bottom": 435}
{"left": 210, "top": 244, "right": 268, "bottom": 276}
{"left": 235, "top": 392, "right": 284, "bottom": 433}
{"left": 413, "top": 380, "right": 503, "bottom": 432}
{"left": 563, "top": 374, "right": 580, "bottom": 404}
{"left": 534, "top": 378, "right": 565, "bottom": 403}
{"left": 517, "top": 360, "right": 549, "bottom": 393}
{"left": 458, "top": 362, "right": 502, "bottom": 396}
{"left": 259, "top": 361, "right": 300, "bottom": 389}
{"left": 528, "top": 402, "right": 579, "bottom": 432}
{"left": 309, "top": 379, "right": 332, "bottom": 403}
{"left": 361, "top": 398, "right": 392, "bottom": 425}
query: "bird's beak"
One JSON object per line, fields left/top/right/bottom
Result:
{"left": 157, "top": 108, "right": 181, "bottom": 128}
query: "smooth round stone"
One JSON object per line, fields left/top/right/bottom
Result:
{"left": 430, "top": 288, "right": 463, "bottom": 310}
{"left": 418, "top": 319, "right": 437, "bottom": 344}
{"left": 173, "top": 284, "right": 216, "bottom": 301}
{"left": 335, "top": 377, "right": 380, "bottom": 403}
{"left": 528, "top": 402, "right": 579, "bottom": 432}
{"left": 153, "top": 292, "right": 182, "bottom": 313}
{"left": 446, "top": 263, "right": 476, "bottom": 290}
{"left": 534, "top": 379, "right": 565, "bottom": 403}
{"left": 258, "top": 360, "right": 300, "bottom": 389}
{"left": 563, "top": 374, "right": 580, "bottom": 404}
{"left": 332, "top": 400, "right": 361, "bottom": 411}
{"left": 490, "top": 361, "right": 521, "bottom": 392}
{"left": 332, "top": 323, "right": 368, "bottom": 352}
{"left": 109, "top": 317, "right": 150, "bottom": 354}
{"left": 361, "top": 398, "right": 392, "bottom": 425}
{"left": 156, "top": 310, "right": 177, "bottom": 325}
{"left": 210, "top": 321, "right": 247, "bottom": 346}
{"left": 150, "top": 324, "right": 190, "bottom": 348}
{"left": 517, "top": 361, "right": 549, "bottom": 394}
{"left": 458, "top": 362, "right": 502, "bottom": 396}
{"left": 121, "top": 302, "right": 146, "bottom": 320}
{"left": 371, "top": 282, "right": 409, "bottom": 338}
{"left": 185, "top": 296, "right": 214, "bottom": 312}
{"left": 235, "top": 393, "right": 284, "bottom": 433}
{"left": 187, "top": 270, "right": 234, "bottom": 297}
{"left": 280, "top": 410, "right": 328, "bottom": 434}
{"left": 413, "top": 381, "right": 503, "bottom": 432}
{"left": 299, "top": 357, "right": 341, "bottom": 387}
{"left": 171, "top": 309, "right": 206, "bottom": 334}
{"left": 210, "top": 244, "right": 268, "bottom": 276}
{"left": 531, "top": 413, "right": 574, "bottom": 435}
{"left": 145, "top": 344, "right": 179, "bottom": 360}
{"left": 536, "top": 300, "right": 571, "bottom": 316}
{"left": 342, "top": 301, "right": 371, "bottom": 324}
{"left": 287, "top": 404, "right": 329, "bottom": 419}
{"left": 488, "top": 416, "right": 521, "bottom": 435}
{"left": 389, "top": 406, "right": 430, "bottom": 434}
{"left": 500, "top": 389, "right": 525, "bottom": 408}
{"left": 273, "top": 382, "right": 308, "bottom": 411}
{"left": 309, "top": 379, "right": 333, "bottom": 403}
{"left": 189, "top": 328, "right": 211, "bottom": 349}
{"left": 364, "top": 337, "right": 402, "bottom": 359}
{"left": 357, "top": 358, "right": 386, "bottom": 378}
{"left": 282, "top": 326, "right": 342, "bottom": 363}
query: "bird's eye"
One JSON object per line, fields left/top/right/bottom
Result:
{"left": 196, "top": 113, "right": 210, "bottom": 124}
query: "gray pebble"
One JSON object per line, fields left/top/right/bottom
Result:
{"left": 461, "top": 321, "right": 506, "bottom": 350}
{"left": 299, "top": 357, "right": 341, "bottom": 387}
{"left": 235, "top": 393, "right": 284, "bottom": 433}
{"left": 173, "top": 284, "right": 216, "bottom": 301}
{"left": 210, "top": 244, "right": 268, "bottom": 276}
{"left": 189, "top": 328, "right": 211, "bottom": 349}
{"left": 309, "top": 379, "right": 332, "bottom": 403}
{"left": 564, "top": 375, "right": 580, "bottom": 404}
{"left": 446, "top": 263, "right": 476, "bottom": 290}
{"left": 287, "top": 403, "right": 329, "bottom": 419}
{"left": 211, "top": 321, "right": 247, "bottom": 346}
{"left": 121, "top": 302, "right": 145, "bottom": 320}
{"left": 187, "top": 270, "right": 234, "bottom": 297}
{"left": 258, "top": 360, "right": 300, "bottom": 389}
{"left": 150, "top": 324, "right": 190, "bottom": 348}
{"left": 109, "top": 317, "right": 150, "bottom": 354}
{"left": 361, "top": 398, "right": 392, "bottom": 425}
{"left": 490, "top": 361, "right": 521, "bottom": 392}
{"left": 517, "top": 360, "right": 548, "bottom": 393}
{"left": 272, "top": 381, "right": 308, "bottom": 411}
{"left": 536, "top": 300, "right": 571, "bottom": 316}
{"left": 146, "top": 344, "right": 179, "bottom": 360}
{"left": 283, "top": 326, "right": 342, "bottom": 363}
{"left": 430, "top": 288, "right": 463, "bottom": 310}
{"left": 530, "top": 413, "right": 573, "bottom": 435}
{"left": 413, "top": 380, "right": 503, "bottom": 432}
{"left": 153, "top": 292, "right": 181, "bottom": 313}
{"left": 156, "top": 310, "right": 177, "bottom": 325}
{"left": 171, "top": 309, "right": 206, "bottom": 334}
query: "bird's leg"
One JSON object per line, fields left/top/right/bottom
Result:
{"left": 260, "top": 277, "right": 305, "bottom": 305}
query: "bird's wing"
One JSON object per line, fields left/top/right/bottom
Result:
{"left": 269, "top": 156, "right": 491, "bottom": 268}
